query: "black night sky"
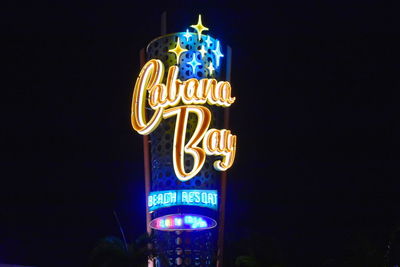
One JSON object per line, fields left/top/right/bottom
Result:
{"left": 1, "top": 1, "right": 399, "bottom": 266}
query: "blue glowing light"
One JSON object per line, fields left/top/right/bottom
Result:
{"left": 205, "top": 35, "right": 213, "bottom": 47}
{"left": 183, "top": 29, "right": 191, "bottom": 41}
{"left": 148, "top": 189, "right": 218, "bottom": 211}
{"left": 165, "top": 32, "right": 221, "bottom": 79}
{"left": 212, "top": 40, "right": 224, "bottom": 67}
{"left": 187, "top": 53, "right": 202, "bottom": 73}
{"left": 150, "top": 214, "right": 217, "bottom": 231}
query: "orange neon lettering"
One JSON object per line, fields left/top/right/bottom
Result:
{"left": 163, "top": 105, "right": 211, "bottom": 181}
{"left": 203, "top": 128, "right": 237, "bottom": 171}
{"left": 131, "top": 59, "right": 237, "bottom": 179}
{"left": 131, "top": 59, "right": 163, "bottom": 135}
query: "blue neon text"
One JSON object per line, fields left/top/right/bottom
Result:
{"left": 148, "top": 190, "right": 218, "bottom": 211}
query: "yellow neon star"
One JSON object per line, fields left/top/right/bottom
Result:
{"left": 168, "top": 37, "right": 188, "bottom": 62}
{"left": 190, "top": 14, "right": 209, "bottom": 41}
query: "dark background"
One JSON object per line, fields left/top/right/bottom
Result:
{"left": 1, "top": 1, "right": 399, "bottom": 266}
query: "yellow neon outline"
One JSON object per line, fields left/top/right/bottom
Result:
{"left": 168, "top": 37, "right": 188, "bottom": 63}
{"left": 190, "top": 14, "right": 209, "bottom": 41}
{"left": 163, "top": 106, "right": 211, "bottom": 181}
{"left": 141, "top": 62, "right": 235, "bottom": 111}
{"left": 131, "top": 59, "right": 164, "bottom": 135}
{"left": 202, "top": 128, "right": 237, "bottom": 171}
{"left": 131, "top": 60, "right": 238, "bottom": 180}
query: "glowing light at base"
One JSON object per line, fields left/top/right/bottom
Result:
{"left": 148, "top": 190, "right": 218, "bottom": 211}
{"left": 150, "top": 214, "right": 217, "bottom": 231}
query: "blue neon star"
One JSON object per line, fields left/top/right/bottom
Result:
{"left": 187, "top": 53, "right": 202, "bottom": 74}
{"left": 212, "top": 40, "right": 224, "bottom": 67}
{"left": 205, "top": 35, "right": 213, "bottom": 47}
{"left": 183, "top": 29, "right": 191, "bottom": 41}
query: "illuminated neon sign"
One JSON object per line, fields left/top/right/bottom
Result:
{"left": 148, "top": 190, "right": 218, "bottom": 211}
{"left": 149, "top": 214, "right": 217, "bottom": 231}
{"left": 131, "top": 15, "right": 237, "bottom": 182}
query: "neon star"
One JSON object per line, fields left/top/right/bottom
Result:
{"left": 183, "top": 29, "right": 191, "bottom": 41}
{"left": 187, "top": 53, "right": 202, "bottom": 74}
{"left": 207, "top": 61, "right": 215, "bottom": 76}
{"left": 199, "top": 45, "right": 207, "bottom": 58}
{"left": 169, "top": 37, "right": 188, "bottom": 63}
{"left": 191, "top": 14, "right": 209, "bottom": 41}
{"left": 205, "top": 35, "right": 213, "bottom": 47}
{"left": 212, "top": 40, "right": 224, "bottom": 67}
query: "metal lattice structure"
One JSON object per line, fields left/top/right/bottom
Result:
{"left": 145, "top": 32, "right": 226, "bottom": 266}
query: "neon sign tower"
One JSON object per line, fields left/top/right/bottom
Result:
{"left": 131, "top": 14, "right": 236, "bottom": 266}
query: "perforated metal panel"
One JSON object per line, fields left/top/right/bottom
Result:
{"left": 146, "top": 33, "right": 221, "bottom": 81}
{"left": 146, "top": 32, "right": 226, "bottom": 267}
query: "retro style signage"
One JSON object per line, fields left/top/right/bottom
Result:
{"left": 131, "top": 15, "right": 237, "bottom": 182}
{"left": 131, "top": 16, "right": 236, "bottom": 241}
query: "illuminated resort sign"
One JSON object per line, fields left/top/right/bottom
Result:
{"left": 131, "top": 15, "right": 237, "bottom": 182}
{"left": 148, "top": 190, "right": 218, "bottom": 211}
{"left": 149, "top": 214, "right": 217, "bottom": 231}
